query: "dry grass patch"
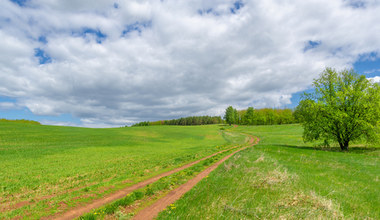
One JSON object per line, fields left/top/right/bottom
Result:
{"left": 223, "top": 155, "right": 243, "bottom": 172}
{"left": 251, "top": 167, "right": 297, "bottom": 189}
{"left": 254, "top": 154, "right": 265, "bottom": 163}
{"left": 277, "top": 191, "right": 344, "bottom": 219}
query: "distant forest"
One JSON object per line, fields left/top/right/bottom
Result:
{"left": 0, "top": 118, "right": 41, "bottom": 125}
{"left": 224, "top": 106, "right": 297, "bottom": 126}
{"left": 131, "top": 107, "right": 298, "bottom": 127}
{"left": 131, "top": 116, "right": 223, "bottom": 126}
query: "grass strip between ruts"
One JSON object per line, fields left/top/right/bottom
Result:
{"left": 78, "top": 143, "right": 246, "bottom": 219}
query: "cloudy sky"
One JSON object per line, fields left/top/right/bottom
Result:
{"left": 1, "top": 0, "right": 380, "bottom": 127}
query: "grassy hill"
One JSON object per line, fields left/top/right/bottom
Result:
{"left": 157, "top": 124, "right": 380, "bottom": 219}
{"left": 0, "top": 121, "right": 245, "bottom": 219}
{"left": 1, "top": 121, "right": 378, "bottom": 219}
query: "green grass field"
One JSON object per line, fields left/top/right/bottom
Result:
{"left": 0, "top": 121, "right": 245, "bottom": 219}
{"left": 2, "top": 122, "right": 379, "bottom": 219}
{"left": 157, "top": 124, "right": 380, "bottom": 219}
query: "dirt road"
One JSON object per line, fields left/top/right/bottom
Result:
{"left": 49, "top": 140, "right": 248, "bottom": 219}
{"left": 133, "top": 135, "right": 259, "bottom": 220}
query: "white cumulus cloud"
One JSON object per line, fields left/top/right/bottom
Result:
{"left": 368, "top": 76, "right": 380, "bottom": 83}
{"left": 0, "top": 0, "right": 380, "bottom": 127}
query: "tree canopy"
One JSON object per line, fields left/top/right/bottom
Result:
{"left": 224, "top": 106, "right": 297, "bottom": 125}
{"left": 224, "top": 106, "right": 238, "bottom": 125}
{"left": 296, "top": 68, "right": 380, "bottom": 150}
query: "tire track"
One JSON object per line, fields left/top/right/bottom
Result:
{"left": 133, "top": 135, "right": 259, "bottom": 220}
{"left": 49, "top": 138, "right": 248, "bottom": 219}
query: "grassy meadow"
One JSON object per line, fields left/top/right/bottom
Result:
{"left": 1, "top": 121, "right": 379, "bottom": 219}
{"left": 157, "top": 124, "right": 380, "bottom": 219}
{"left": 0, "top": 121, "right": 245, "bottom": 219}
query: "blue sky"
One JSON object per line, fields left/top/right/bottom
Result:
{"left": 287, "top": 57, "right": 380, "bottom": 108}
{"left": 1, "top": 0, "right": 380, "bottom": 127}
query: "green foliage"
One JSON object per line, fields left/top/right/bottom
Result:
{"left": 224, "top": 106, "right": 238, "bottom": 125}
{"left": 225, "top": 107, "right": 297, "bottom": 125}
{"left": 163, "top": 116, "right": 224, "bottom": 126}
{"left": 296, "top": 68, "right": 380, "bottom": 150}
{"left": 131, "top": 116, "right": 224, "bottom": 126}
{"left": 0, "top": 118, "right": 41, "bottom": 125}
{"left": 131, "top": 121, "right": 150, "bottom": 127}
{"left": 242, "top": 107, "right": 255, "bottom": 125}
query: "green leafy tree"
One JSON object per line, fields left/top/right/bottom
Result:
{"left": 296, "top": 68, "right": 380, "bottom": 150}
{"left": 224, "top": 106, "right": 237, "bottom": 125}
{"left": 242, "top": 107, "right": 255, "bottom": 125}
{"left": 233, "top": 108, "right": 239, "bottom": 124}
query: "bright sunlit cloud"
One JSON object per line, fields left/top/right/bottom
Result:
{"left": 1, "top": 0, "right": 380, "bottom": 127}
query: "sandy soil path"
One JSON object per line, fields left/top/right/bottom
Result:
{"left": 48, "top": 140, "right": 247, "bottom": 219}
{"left": 133, "top": 135, "right": 259, "bottom": 220}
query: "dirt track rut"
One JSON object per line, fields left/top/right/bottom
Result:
{"left": 49, "top": 139, "right": 248, "bottom": 219}
{"left": 133, "top": 135, "right": 259, "bottom": 220}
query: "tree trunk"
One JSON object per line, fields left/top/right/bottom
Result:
{"left": 339, "top": 140, "right": 349, "bottom": 151}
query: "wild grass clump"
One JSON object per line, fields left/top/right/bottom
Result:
{"left": 80, "top": 191, "right": 144, "bottom": 219}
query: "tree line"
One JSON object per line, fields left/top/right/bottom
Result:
{"left": 131, "top": 116, "right": 224, "bottom": 126}
{"left": 131, "top": 108, "right": 298, "bottom": 127}
{"left": 0, "top": 118, "right": 41, "bottom": 125}
{"left": 224, "top": 106, "right": 297, "bottom": 125}
{"left": 131, "top": 68, "right": 379, "bottom": 150}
